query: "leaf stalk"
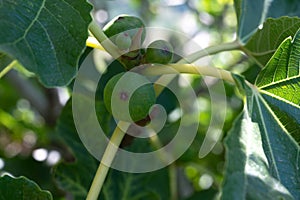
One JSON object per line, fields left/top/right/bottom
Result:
{"left": 0, "top": 60, "right": 18, "bottom": 79}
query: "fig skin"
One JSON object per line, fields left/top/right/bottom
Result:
{"left": 115, "top": 32, "right": 132, "bottom": 50}
{"left": 144, "top": 40, "right": 173, "bottom": 64}
{"left": 103, "top": 15, "right": 146, "bottom": 70}
{"left": 103, "top": 15, "right": 146, "bottom": 46}
{"left": 103, "top": 72, "right": 156, "bottom": 122}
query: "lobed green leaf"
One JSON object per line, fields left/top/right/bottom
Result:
{"left": 223, "top": 28, "right": 300, "bottom": 199}
{"left": 221, "top": 110, "right": 293, "bottom": 200}
{"left": 244, "top": 17, "right": 300, "bottom": 67}
{"left": 52, "top": 100, "right": 100, "bottom": 200}
{"left": 0, "top": 175, "right": 52, "bottom": 200}
{"left": 0, "top": 0, "right": 92, "bottom": 86}
{"left": 255, "top": 28, "right": 300, "bottom": 144}
{"left": 234, "top": 0, "right": 300, "bottom": 43}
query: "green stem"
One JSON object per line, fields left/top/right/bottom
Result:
{"left": 88, "top": 20, "right": 121, "bottom": 59}
{"left": 150, "top": 134, "right": 178, "bottom": 200}
{"left": 151, "top": 40, "right": 240, "bottom": 94}
{"left": 135, "top": 63, "right": 235, "bottom": 84}
{"left": 85, "top": 20, "right": 128, "bottom": 200}
{"left": 0, "top": 60, "right": 18, "bottom": 79}
{"left": 169, "top": 164, "right": 178, "bottom": 200}
{"left": 86, "top": 121, "right": 129, "bottom": 200}
{"left": 179, "top": 40, "right": 241, "bottom": 64}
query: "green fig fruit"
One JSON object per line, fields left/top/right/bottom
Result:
{"left": 115, "top": 32, "right": 132, "bottom": 50}
{"left": 145, "top": 40, "right": 173, "bottom": 64}
{"left": 103, "top": 15, "right": 146, "bottom": 46}
{"left": 103, "top": 15, "right": 146, "bottom": 70}
{"left": 103, "top": 72, "right": 156, "bottom": 122}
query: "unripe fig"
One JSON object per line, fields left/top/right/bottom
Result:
{"left": 104, "top": 15, "right": 146, "bottom": 70}
{"left": 103, "top": 15, "right": 146, "bottom": 46}
{"left": 103, "top": 72, "right": 156, "bottom": 122}
{"left": 144, "top": 40, "right": 173, "bottom": 64}
{"left": 115, "top": 32, "right": 132, "bottom": 50}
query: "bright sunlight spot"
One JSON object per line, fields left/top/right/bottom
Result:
{"left": 179, "top": 13, "right": 198, "bottom": 34}
{"left": 163, "top": 0, "right": 185, "bottom": 6}
{"left": 199, "top": 174, "right": 213, "bottom": 189}
{"left": 0, "top": 158, "right": 5, "bottom": 169}
{"left": 168, "top": 108, "right": 182, "bottom": 122}
{"left": 32, "top": 148, "right": 48, "bottom": 162}
{"left": 57, "top": 87, "right": 70, "bottom": 106}
{"left": 46, "top": 150, "right": 61, "bottom": 166}
{"left": 95, "top": 9, "right": 109, "bottom": 24}
{"left": 194, "top": 31, "right": 212, "bottom": 48}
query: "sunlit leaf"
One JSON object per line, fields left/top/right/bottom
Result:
{"left": 221, "top": 110, "right": 293, "bottom": 200}
{"left": 0, "top": 0, "right": 92, "bottom": 86}
{"left": 255, "top": 28, "right": 300, "bottom": 144}
{"left": 223, "top": 28, "right": 300, "bottom": 199}
{"left": 234, "top": 0, "right": 300, "bottom": 43}
{"left": 244, "top": 17, "right": 300, "bottom": 66}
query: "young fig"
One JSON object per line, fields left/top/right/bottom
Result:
{"left": 103, "top": 15, "right": 146, "bottom": 47}
{"left": 144, "top": 40, "right": 173, "bottom": 64}
{"left": 115, "top": 32, "right": 132, "bottom": 50}
{"left": 103, "top": 72, "right": 156, "bottom": 122}
{"left": 103, "top": 15, "right": 146, "bottom": 69}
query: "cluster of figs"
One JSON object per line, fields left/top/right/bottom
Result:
{"left": 102, "top": 15, "right": 174, "bottom": 123}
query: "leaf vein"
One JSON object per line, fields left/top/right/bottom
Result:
{"left": 254, "top": 93, "right": 281, "bottom": 180}
{"left": 13, "top": 0, "right": 46, "bottom": 44}
{"left": 259, "top": 90, "right": 300, "bottom": 110}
